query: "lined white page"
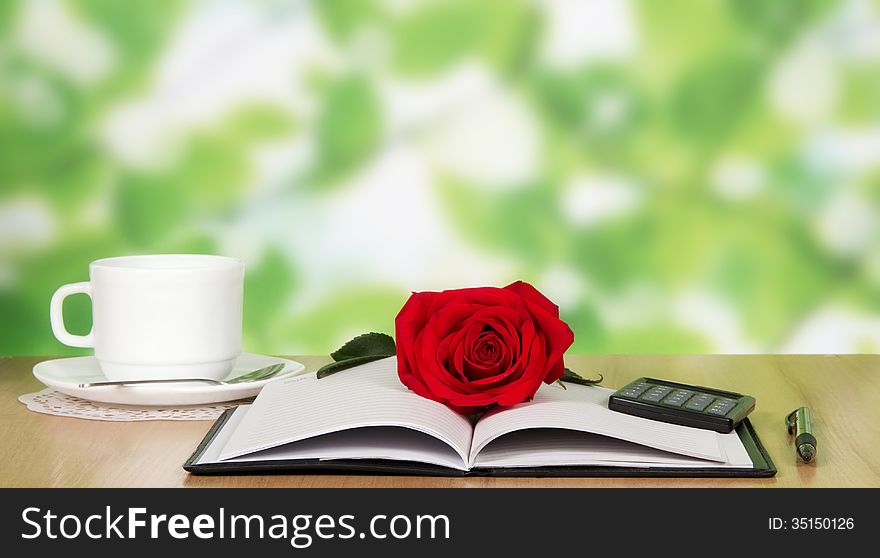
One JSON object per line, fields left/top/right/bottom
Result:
{"left": 196, "top": 408, "right": 467, "bottom": 471}
{"left": 217, "top": 357, "right": 474, "bottom": 466}
{"left": 473, "top": 429, "right": 752, "bottom": 469}
{"left": 471, "top": 383, "right": 739, "bottom": 465}
{"left": 226, "top": 428, "right": 468, "bottom": 471}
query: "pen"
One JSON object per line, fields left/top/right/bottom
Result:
{"left": 786, "top": 406, "right": 817, "bottom": 463}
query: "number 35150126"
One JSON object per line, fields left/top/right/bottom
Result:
{"left": 768, "top": 517, "right": 854, "bottom": 530}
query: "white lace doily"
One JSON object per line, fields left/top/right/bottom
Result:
{"left": 19, "top": 388, "right": 247, "bottom": 421}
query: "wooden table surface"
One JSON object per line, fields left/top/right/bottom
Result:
{"left": 1, "top": 355, "right": 877, "bottom": 487}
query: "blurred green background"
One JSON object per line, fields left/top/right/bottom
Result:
{"left": 1, "top": 0, "right": 879, "bottom": 356}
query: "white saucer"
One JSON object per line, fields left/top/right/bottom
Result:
{"left": 33, "top": 353, "right": 306, "bottom": 406}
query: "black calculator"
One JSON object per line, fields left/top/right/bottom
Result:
{"left": 608, "top": 377, "right": 755, "bottom": 433}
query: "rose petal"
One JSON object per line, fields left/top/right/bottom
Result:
{"left": 520, "top": 298, "right": 573, "bottom": 383}
{"left": 504, "top": 281, "right": 560, "bottom": 317}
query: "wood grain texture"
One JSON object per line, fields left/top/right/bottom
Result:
{"left": 1, "top": 355, "right": 878, "bottom": 487}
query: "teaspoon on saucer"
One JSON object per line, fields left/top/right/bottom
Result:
{"left": 77, "top": 363, "right": 287, "bottom": 388}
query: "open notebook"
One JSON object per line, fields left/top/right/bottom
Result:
{"left": 185, "top": 357, "right": 775, "bottom": 477}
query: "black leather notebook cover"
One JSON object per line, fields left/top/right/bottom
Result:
{"left": 184, "top": 410, "right": 776, "bottom": 478}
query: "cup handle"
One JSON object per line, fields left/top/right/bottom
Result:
{"left": 50, "top": 282, "right": 95, "bottom": 348}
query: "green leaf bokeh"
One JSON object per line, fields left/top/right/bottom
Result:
{"left": 1, "top": 0, "right": 878, "bottom": 356}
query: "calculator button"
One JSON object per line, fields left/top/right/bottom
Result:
{"left": 685, "top": 394, "right": 715, "bottom": 411}
{"left": 619, "top": 383, "right": 651, "bottom": 398}
{"left": 662, "top": 396, "right": 686, "bottom": 407}
{"left": 640, "top": 386, "right": 672, "bottom": 402}
{"left": 661, "top": 390, "right": 694, "bottom": 407}
{"left": 707, "top": 400, "right": 737, "bottom": 416}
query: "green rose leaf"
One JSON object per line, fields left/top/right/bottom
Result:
{"left": 317, "top": 332, "right": 397, "bottom": 378}
{"left": 317, "top": 354, "right": 393, "bottom": 379}
{"left": 558, "top": 367, "right": 603, "bottom": 389}
{"left": 330, "top": 332, "right": 396, "bottom": 361}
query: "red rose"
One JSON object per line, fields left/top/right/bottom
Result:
{"left": 395, "top": 281, "right": 574, "bottom": 414}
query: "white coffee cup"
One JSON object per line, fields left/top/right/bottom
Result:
{"left": 50, "top": 254, "right": 244, "bottom": 381}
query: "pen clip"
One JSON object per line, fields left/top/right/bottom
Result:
{"left": 785, "top": 409, "right": 798, "bottom": 435}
